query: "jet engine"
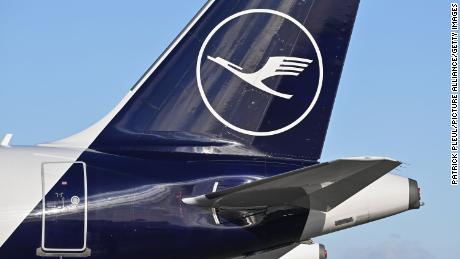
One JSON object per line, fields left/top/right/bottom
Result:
{"left": 301, "top": 173, "right": 422, "bottom": 239}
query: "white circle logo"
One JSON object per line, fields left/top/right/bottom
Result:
{"left": 196, "top": 9, "right": 323, "bottom": 136}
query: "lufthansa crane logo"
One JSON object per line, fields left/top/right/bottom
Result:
{"left": 196, "top": 9, "right": 324, "bottom": 137}
{"left": 207, "top": 56, "right": 313, "bottom": 100}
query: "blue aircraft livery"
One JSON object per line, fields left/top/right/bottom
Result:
{"left": 0, "top": 1, "right": 423, "bottom": 259}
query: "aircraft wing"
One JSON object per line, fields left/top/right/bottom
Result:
{"left": 183, "top": 157, "right": 401, "bottom": 212}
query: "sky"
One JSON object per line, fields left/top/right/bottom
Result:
{"left": 0, "top": 0, "right": 454, "bottom": 258}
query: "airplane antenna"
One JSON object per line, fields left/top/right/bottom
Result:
{"left": 1, "top": 133, "right": 13, "bottom": 147}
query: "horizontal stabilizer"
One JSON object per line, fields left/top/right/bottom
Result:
{"left": 183, "top": 157, "right": 401, "bottom": 212}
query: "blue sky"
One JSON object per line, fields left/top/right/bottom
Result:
{"left": 0, "top": 0, "right": 453, "bottom": 258}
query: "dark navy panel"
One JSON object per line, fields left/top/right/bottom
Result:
{"left": 0, "top": 150, "right": 312, "bottom": 259}
{"left": 91, "top": 0, "right": 361, "bottom": 161}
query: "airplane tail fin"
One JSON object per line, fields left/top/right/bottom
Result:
{"left": 47, "top": 0, "right": 360, "bottom": 161}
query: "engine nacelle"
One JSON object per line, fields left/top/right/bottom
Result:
{"left": 279, "top": 244, "right": 327, "bottom": 259}
{"left": 301, "top": 173, "right": 421, "bottom": 239}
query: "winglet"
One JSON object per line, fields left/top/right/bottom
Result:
{"left": 1, "top": 133, "right": 13, "bottom": 147}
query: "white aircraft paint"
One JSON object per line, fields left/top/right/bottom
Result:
{"left": 0, "top": 146, "right": 83, "bottom": 247}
